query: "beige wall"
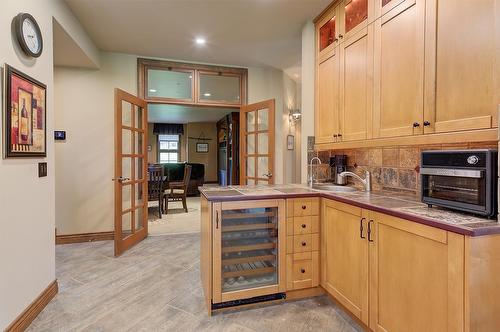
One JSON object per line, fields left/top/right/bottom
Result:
{"left": 0, "top": 0, "right": 97, "bottom": 329}
{"left": 54, "top": 53, "right": 137, "bottom": 235}
{"left": 186, "top": 122, "right": 218, "bottom": 182}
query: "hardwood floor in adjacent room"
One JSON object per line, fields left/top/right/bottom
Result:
{"left": 28, "top": 234, "right": 362, "bottom": 332}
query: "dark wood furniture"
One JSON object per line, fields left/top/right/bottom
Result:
{"left": 148, "top": 165, "right": 164, "bottom": 218}
{"left": 216, "top": 112, "right": 240, "bottom": 185}
{"left": 164, "top": 165, "right": 192, "bottom": 213}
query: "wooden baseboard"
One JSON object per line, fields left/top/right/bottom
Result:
{"left": 56, "top": 231, "right": 114, "bottom": 245}
{"left": 5, "top": 280, "right": 58, "bottom": 332}
{"left": 286, "top": 286, "right": 324, "bottom": 301}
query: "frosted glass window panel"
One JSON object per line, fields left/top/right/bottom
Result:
{"left": 122, "top": 101, "right": 133, "bottom": 127}
{"left": 257, "top": 109, "right": 269, "bottom": 130}
{"left": 258, "top": 157, "right": 269, "bottom": 177}
{"left": 247, "top": 157, "right": 255, "bottom": 177}
{"left": 257, "top": 133, "right": 268, "bottom": 155}
{"left": 247, "top": 134, "right": 255, "bottom": 154}
{"left": 247, "top": 111, "right": 256, "bottom": 132}
{"left": 147, "top": 69, "right": 193, "bottom": 100}
{"left": 199, "top": 74, "right": 240, "bottom": 103}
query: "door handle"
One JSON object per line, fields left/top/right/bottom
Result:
{"left": 263, "top": 173, "right": 273, "bottom": 178}
{"left": 216, "top": 210, "right": 219, "bottom": 229}
{"left": 360, "top": 217, "right": 366, "bottom": 239}
{"left": 112, "top": 176, "right": 130, "bottom": 182}
{"left": 367, "top": 220, "right": 374, "bottom": 242}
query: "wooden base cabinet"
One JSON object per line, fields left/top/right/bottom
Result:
{"left": 368, "top": 211, "right": 464, "bottom": 332}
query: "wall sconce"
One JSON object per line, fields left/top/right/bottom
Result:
{"left": 289, "top": 109, "right": 301, "bottom": 122}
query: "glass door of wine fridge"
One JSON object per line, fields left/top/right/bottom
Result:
{"left": 213, "top": 199, "right": 285, "bottom": 303}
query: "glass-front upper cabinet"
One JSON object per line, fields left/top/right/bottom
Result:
{"left": 146, "top": 68, "right": 194, "bottom": 102}
{"left": 316, "top": 4, "right": 339, "bottom": 60}
{"left": 344, "top": 0, "right": 369, "bottom": 36}
{"left": 198, "top": 72, "right": 241, "bottom": 105}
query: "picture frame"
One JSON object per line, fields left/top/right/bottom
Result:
{"left": 3, "top": 64, "right": 47, "bottom": 158}
{"left": 196, "top": 142, "right": 209, "bottom": 153}
{"left": 287, "top": 134, "right": 294, "bottom": 150}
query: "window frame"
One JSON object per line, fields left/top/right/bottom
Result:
{"left": 157, "top": 134, "right": 180, "bottom": 164}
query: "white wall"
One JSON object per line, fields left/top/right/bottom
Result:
{"left": 0, "top": 0, "right": 97, "bottom": 329}
{"left": 300, "top": 21, "right": 316, "bottom": 183}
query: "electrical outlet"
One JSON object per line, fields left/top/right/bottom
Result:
{"left": 38, "top": 162, "right": 47, "bottom": 177}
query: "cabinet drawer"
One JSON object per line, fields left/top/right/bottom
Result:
{"left": 286, "top": 251, "right": 319, "bottom": 290}
{"left": 287, "top": 233, "right": 320, "bottom": 254}
{"left": 293, "top": 216, "right": 319, "bottom": 235}
{"left": 287, "top": 198, "right": 320, "bottom": 217}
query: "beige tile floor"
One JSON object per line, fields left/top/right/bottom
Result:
{"left": 28, "top": 234, "right": 362, "bottom": 332}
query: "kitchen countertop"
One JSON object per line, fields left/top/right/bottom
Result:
{"left": 199, "top": 184, "right": 500, "bottom": 237}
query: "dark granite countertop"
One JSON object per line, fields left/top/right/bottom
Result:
{"left": 199, "top": 184, "right": 500, "bottom": 237}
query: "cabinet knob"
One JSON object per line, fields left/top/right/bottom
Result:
{"left": 423, "top": 121, "right": 431, "bottom": 127}
{"left": 301, "top": 224, "right": 306, "bottom": 229}
{"left": 301, "top": 241, "right": 307, "bottom": 246}
{"left": 300, "top": 268, "right": 306, "bottom": 273}
{"left": 333, "top": 134, "right": 338, "bottom": 138}
{"left": 338, "top": 133, "right": 342, "bottom": 138}
{"left": 413, "top": 122, "right": 420, "bottom": 128}
{"left": 302, "top": 205, "right": 306, "bottom": 210}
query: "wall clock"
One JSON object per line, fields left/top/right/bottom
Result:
{"left": 13, "top": 13, "right": 43, "bottom": 58}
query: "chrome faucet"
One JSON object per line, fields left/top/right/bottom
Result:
{"left": 308, "top": 157, "right": 322, "bottom": 187}
{"left": 339, "top": 170, "right": 371, "bottom": 192}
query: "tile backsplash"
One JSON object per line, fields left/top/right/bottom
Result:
{"left": 310, "top": 141, "right": 497, "bottom": 195}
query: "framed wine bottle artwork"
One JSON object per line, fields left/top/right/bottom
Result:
{"left": 3, "top": 64, "right": 47, "bottom": 158}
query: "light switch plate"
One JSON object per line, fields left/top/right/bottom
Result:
{"left": 38, "top": 162, "right": 47, "bottom": 177}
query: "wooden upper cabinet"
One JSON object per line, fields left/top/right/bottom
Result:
{"left": 373, "top": 0, "right": 425, "bottom": 138}
{"left": 342, "top": 0, "right": 373, "bottom": 40}
{"left": 339, "top": 25, "right": 373, "bottom": 141}
{"left": 368, "top": 211, "right": 464, "bottom": 332}
{"left": 321, "top": 200, "right": 369, "bottom": 325}
{"left": 316, "top": 51, "right": 340, "bottom": 143}
{"left": 424, "top": 0, "right": 500, "bottom": 134}
{"left": 317, "top": 5, "right": 340, "bottom": 62}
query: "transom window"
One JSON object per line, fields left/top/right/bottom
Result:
{"left": 158, "top": 134, "right": 180, "bottom": 164}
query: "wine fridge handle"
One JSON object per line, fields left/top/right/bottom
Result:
{"left": 216, "top": 210, "right": 219, "bottom": 229}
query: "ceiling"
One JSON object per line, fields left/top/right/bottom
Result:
{"left": 64, "top": 0, "right": 330, "bottom": 70}
{"left": 148, "top": 104, "right": 235, "bottom": 123}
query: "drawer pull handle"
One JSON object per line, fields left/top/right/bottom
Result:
{"left": 300, "top": 268, "right": 306, "bottom": 273}
{"left": 368, "top": 220, "right": 374, "bottom": 242}
{"left": 360, "top": 217, "right": 366, "bottom": 239}
{"left": 301, "top": 241, "right": 307, "bottom": 246}
{"left": 302, "top": 205, "right": 306, "bottom": 210}
{"left": 301, "top": 224, "right": 306, "bottom": 229}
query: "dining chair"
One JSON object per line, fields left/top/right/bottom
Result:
{"left": 164, "top": 165, "right": 192, "bottom": 214}
{"left": 148, "top": 165, "right": 164, "bottom": 219}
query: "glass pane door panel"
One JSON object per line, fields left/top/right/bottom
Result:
{"left": 134, "top": 132, "right": 144, "bottom": 155}
{"left": 258, "top": 157, "right": 269, "bottom": 177}
{"left": 247, "top": 157, "right": 255, "bottom": 177}
{"left": 221, "top": 207, "right": 279, "bottom": 292}
{"left": 135, "top": 183, "right": 144, "bottom": 207}
{"left": 121, "top": 212, "right": 132, "bottom": 239}
{"left": 134, "top": 106, "right": 143, "bottom": 130}
{"left": 135, "top": 157, "right": 144, "bottom": 180}
{"left": 247, "top": 111, "right": 256, "bottom": 132}
{"left": 122, "top": 129, "right": 132, "bottom": 154}
{"left": 147, "top": 69, "right": 193, "bottom": 100}
{"left": 135, "top": 207, "right": 144, "bottom": 231}
{"left": 122, "top": 157, "right": 132, "bottom": 181}
{"left": 199, "top": 74, "right": 240, "bottom": 103}
{"left": 257, "top": 133, "right": 268, "bottom": 154}
{"left": 320, "top": 17, "right": 336, "bottom": 51}
{"left": 122, "top": 101, "right": 133, "bottom": 127}
{"left": 345, "top": 0, "right": 368, "bottom": 33}
{"left": 247, "top": 134, "right": 255, "bottom": 154}
{"left": 122, "top": 184, "right": 132, "bottom": 210}
{"left": 257, "top": 109, "right": 269, "bottom": 130}
{"left": 247, "top": 178, "right": 255, "bottom": 185}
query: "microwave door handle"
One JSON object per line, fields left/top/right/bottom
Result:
{"left": 420, "top": 168, "right": 483, "bottom": 178}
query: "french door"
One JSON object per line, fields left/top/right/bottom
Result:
{"left": 114, "top": 88, "right": 148, "bottom": 256}
{"left": 240, "top": 99, "right": 275, "bottom": 185}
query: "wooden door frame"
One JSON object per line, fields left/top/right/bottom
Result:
{"left": 114, "top": 88, "right": 148, "bottom": 257}
{"left": 239, "top": 99, "right": 275, "bottom": 185}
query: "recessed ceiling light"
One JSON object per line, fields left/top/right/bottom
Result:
{"left": 195, "top": 37, "right": 206, "bottom": 45}
{"left": 149, "top": 89, "right": 157, "bottom": 93}
{"left": 203, "top": 93, "right": 211, "bottom": 97}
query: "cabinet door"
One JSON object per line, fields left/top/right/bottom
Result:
{"left": 368, "top": 212, "right": 465, "bottom": 332}
{"left": 212, "top": 199, "right": 286, "bottom": 303}
{"left": 315, "top": 51, "right": 340, "bottom": 144}
{"left": 321, "top": 200, "right": 369, "bottom": 324}
{"left": 316, "top": 5, "right": 340, "bottom": 63}
{"left": 424, "top": 0, "right": 500, "bottom": 133}
{"left": 373, "top": 0, "right": 425, "bottom": 138}
{"left": 339, "top": 26, "right": 374, "bottom": 142}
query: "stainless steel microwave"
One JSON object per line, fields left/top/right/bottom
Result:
{"left": 421, "top": 150, "right": 498, "bottom": 217}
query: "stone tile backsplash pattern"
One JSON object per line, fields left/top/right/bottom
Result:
{"left": 311, "top": 141, "right": 497, "bottom": 195}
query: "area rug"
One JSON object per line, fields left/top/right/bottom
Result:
{"left": 147, "top": 196, "right": 200, "bottom": 236}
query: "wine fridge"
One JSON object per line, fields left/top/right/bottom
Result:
{"left": 212, "top": 199, "right": 286, "bottom": 304}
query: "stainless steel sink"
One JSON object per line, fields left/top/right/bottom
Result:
{"left": 311, "top": 184, "right": 358, "bottom": 192}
